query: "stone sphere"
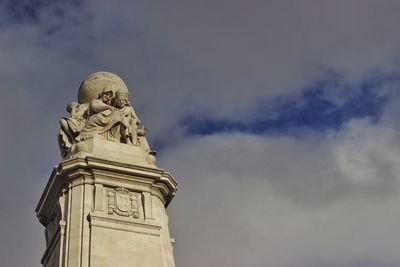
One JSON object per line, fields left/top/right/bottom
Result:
{"left": 77, "top": 72, "right": 130, "bottom": 104}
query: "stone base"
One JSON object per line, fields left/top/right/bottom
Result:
{"left": 66, "top": 136, "right": 156, "bottom": 168}
{"left": 36, "top": 156, "right": 177, "bottom": 267}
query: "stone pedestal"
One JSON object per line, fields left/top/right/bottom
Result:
{"left": 36, "top": 141, "right": 177, "bottom": 267}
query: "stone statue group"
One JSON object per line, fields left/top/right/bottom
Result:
{"left": 58, "top": 85, "right": 153, "bottom": 158}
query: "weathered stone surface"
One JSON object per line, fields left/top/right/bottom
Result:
{"left": 66, "top": 135, "right": 156, "bottom": 167}
{"left": 37, "top": 72, "right": 177, "bottom": 267}
{"left": 58, "top": 72, "right": 154, "bottom": 161}
{"left": 36, "top": 157, "right": 177, "bottom": 267}
{"left": 78, "top": 72, "right": 129, "bottom": 104}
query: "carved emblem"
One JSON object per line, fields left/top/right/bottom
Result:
{"left": 107, "top": 188, "right": 139, "bottom": 218}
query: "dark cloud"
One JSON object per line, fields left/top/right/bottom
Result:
{"left": 1, "top": 1, "right": 400, "bottom": 266}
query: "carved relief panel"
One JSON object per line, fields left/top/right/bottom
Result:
{"left": 106, "top": 188, "right": 142, "bottom": 219}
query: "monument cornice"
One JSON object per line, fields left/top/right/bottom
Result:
{"left": 36, "top": 156, "right": 178, "bottom": 226}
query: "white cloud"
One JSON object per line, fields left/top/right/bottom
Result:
{"left": 160, "top": 106, "right": 400, "bottom": 267}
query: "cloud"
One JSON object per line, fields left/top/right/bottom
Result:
{"left": 161, "top": 111, "right": 400, "bottom": 267}
{"left": 1, "top": 1, "right": 400, "bottom": 266}
{"left": 180, "top": 75, "right": 390, "bottom": 136}
{"left": 120, "top": 0, "right": 400, "bottom": 114}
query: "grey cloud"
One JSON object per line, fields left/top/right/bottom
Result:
{"left": 160, "top": 113, "right": 400, "bottom": 266}
{"left": 113, "top": 0, "right": 400, "bottom": 115}
{"left": 1, "top": 1, "right": 400, "bottom": 266}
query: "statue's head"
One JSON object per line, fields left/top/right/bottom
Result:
{"left": 100, "top": 85, "right": 114, "bottom": 104}
{"left": 66, "top": 102, "right": 79, "bottom": 113}
{"left": 114, "top": 90, "right": 129, "bottom": 108}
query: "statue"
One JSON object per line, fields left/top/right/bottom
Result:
{"left": 112, "top": 89, "right": 156, "bottom": 155}
{"left": 113, "top": 90, "right": 140, "bottom": 145}
{"left": 58, "top": 72, "right": 156, "bottom": 163}
{"left": 58, "top": 102, "right": 88, "bottom": 157}
{"left": 77, "top": 85, "right": 127, "bottom": 143}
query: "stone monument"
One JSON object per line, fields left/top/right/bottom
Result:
{"left": 36, "top": 72, "right": 177, "bottom": 267}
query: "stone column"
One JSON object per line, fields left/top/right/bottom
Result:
{"left": 36, "top": 155, "right": 177, "bottom": 267}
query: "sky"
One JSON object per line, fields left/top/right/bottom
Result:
{"left": 1, "top": 0, "right": 400, "bottom": 266}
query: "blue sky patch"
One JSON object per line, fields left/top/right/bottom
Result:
{"left": 2, "top": 0, "right": 80, "bottom": 24}
{"left": 181, "top": 74, "right": 392, "bottom": 136}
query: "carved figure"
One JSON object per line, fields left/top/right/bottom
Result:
{"left": 58, "top": 102, "right": 88, "bottom": 157}
{"left": 113, "top": 90, "right": 156, "bottom": 156}
{"left": 137, "top": 127, "right": 156, "bottom": 155}
{"left": 113, "top": 90, "right": 140, "bottom": 145}
{"left": 77, "top": 85, "right": 126, "bottom": 142}
{"left": 57, "top": 72, "right": 156, "bottom": 163}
